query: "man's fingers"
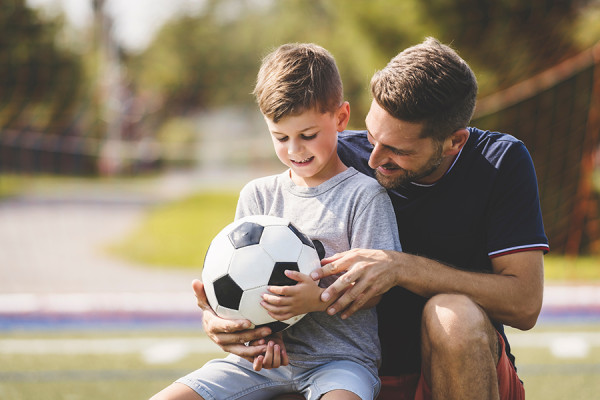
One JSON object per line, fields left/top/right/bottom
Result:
{"left": 222, "top": 342, "right": 267, "bottom": 360}
{"left": 319, "top": 270, "right": 354, "bottom": 302}
{"left": 320, "top": 252, "right": 344, "bottom": 266}
{"left": 340, "top": 291, "right": 368, "bottom": 320}
{"left": 312, "top": 253, "right": 347, "bottom": 280}
{"left": 192, "top": 279, "right": 211, "bottom": 310}
{"left": 202, "top": 309, "right": 253, "bottom": 333}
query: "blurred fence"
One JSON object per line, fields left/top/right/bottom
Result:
{"left": 473, "top": 43, "right": 600, "bottom": 255}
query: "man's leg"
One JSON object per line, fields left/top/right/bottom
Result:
{"left": 420, "top": 294, "right": 500, "bottom": 400}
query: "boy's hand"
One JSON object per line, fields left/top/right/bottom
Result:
{"left": 251, "top": 333, "right": 289, "bottom": 371}
{"left": 261, "top": 270, "right": 327, "bottom": 320}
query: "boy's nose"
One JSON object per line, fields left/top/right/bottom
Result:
{"left": 287, "top": 139, "right": 302, "bottom": 154}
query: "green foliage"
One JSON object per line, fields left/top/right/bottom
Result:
{"left": 127, "top": 0, "right": 599, "bottom": 132}
{"left": 0, "top": 0, "right": 83, "bottom": 132}
{"left": 108, "top": 191, "right": 239, "bottom": 268}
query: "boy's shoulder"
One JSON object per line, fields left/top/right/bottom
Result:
{"left": 241, "top": 172, "right": 285, "bottom": 192}
{"left": 340, "top": 168, "right": 388, "bottom": 199}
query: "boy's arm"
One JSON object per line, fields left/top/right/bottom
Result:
{"left": 262, "top": 269, "right": 380, "bottom": 320}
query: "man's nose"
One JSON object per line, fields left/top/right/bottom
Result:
{"left": 368, "top": 143, "right": 385, "bottom": 169}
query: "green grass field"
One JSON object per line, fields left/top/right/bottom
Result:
{"left": 107, "top": 191, "right": 240, "bottom": 268}
{"left": 1, "top": 325, "right": 599, "bottom": 400}
{"left": 0, "top": 331, "right": 226, "bottom": 400}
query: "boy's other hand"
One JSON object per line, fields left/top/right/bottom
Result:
{"left": 193, "top": 279, "right": 272, "bottom": 361}
{"left": 251, "top": 334, "right": 289, "bottom": 371}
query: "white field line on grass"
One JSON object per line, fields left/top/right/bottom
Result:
{"left": 1, "top": 286, "right": 599, "bottom": 314}
{"left": 0, "top": 337, "right": 223, "bottom": 364}
{"left": 2, "top": 331, "right": 600, "bottom": 356}
{"left": 509, "top": 331, "right": 600, "bottom": 359}
{"left": 543, "top": 286, "right": 600, "bottom": 307}
{"left": 0, "top": 292, "right": 197, "bottom": 314}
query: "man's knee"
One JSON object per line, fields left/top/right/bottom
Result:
{"left": 421, "top": 294, "right": 494, "bottom": 354}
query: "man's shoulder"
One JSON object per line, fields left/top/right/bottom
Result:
{"left": 466, "top": 127, "right": 529, "bottom": 164}
{"left": 337, "top": 130, "right": 373, "bottom": 176}
{"left": 338, "top": 129, "right": 368, "bottom": 139}
{"left": 468, "top": 127, "right": 524, "bottom": 150}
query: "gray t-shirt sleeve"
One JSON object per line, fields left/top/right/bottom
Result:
{"left": 350, "top": 185, "right": 401, "bottom": 252}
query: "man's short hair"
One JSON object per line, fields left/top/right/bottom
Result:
{"left": 253, "top": 43, "right": 343, "bottom": 122}
{"left": 370, "top": 37, "right": 478, "bottom": 140}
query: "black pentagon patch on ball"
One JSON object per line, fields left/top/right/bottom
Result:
{"left": 256, "top": 320, "right": 290, "bottom": 333}
{"left": 287, "top": 223, "right": 314, "bottom": 248}
{"left": 228, "top": 222, "right": 264, "bottom": 249}
{"left": 312, "top": 239, "right": 326, "bottom": 260}
{"left": 269, "top": 262, "right": 299, "bottom": 286}
{"left": 213, "top": 275, "right": 243, "bottom": 310}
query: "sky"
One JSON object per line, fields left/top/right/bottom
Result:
{"left": 26, "top": 0, "right": 205, "bottom": 52}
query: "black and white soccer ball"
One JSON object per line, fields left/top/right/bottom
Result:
{"left": 202, "top": 215, "right": 321, "bottom": 332}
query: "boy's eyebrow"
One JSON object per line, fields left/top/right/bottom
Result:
{"left": 272, "top": 125, "right": 319, "bottom": 135}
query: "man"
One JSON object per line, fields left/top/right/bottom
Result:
{"left": 194, "top": 37, "right": 548, "bottom": 399}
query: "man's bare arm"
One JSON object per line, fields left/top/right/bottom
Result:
{"left": 314, "top": 249, "right": 544, "bottom": 330}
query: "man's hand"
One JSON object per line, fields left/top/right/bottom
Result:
{"left": 261, "top": 270, "right": 326, "bottom": 320}
{"left": 311, "top": 249, "right": 399, "bottom": 319}
{"left": 193, "top": 279, "right": 272, "bottom": 361}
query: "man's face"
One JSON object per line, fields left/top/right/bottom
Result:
{"left": 365, "top": 100, "right": 446, "bottom": 190}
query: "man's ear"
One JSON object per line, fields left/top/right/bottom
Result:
{"left": 443, "top": 128, "right": 469, "bottom": 156}
{"left": 335, "top": 101, "right": 351, "bottom": 132}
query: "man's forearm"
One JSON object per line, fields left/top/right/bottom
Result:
{"left": 391, "top": 251, "right": 544, "bottom": 330}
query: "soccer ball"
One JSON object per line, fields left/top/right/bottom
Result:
{"left": 202, "top": 215, "right": 321, "bottom": 332}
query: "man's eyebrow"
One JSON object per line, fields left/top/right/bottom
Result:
{"left": 367, "top": 130, "right": 414, "bottom": 155}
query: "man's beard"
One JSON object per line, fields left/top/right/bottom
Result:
{"left": 374, "top": 144, "right": 444, "bottom": 191}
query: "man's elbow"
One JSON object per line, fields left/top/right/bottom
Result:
{"left": 512, "top": 299, "right": 543, "bottom": 331}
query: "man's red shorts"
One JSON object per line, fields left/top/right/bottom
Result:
{"left": 378, "top": 332, "right": 525, "bottom": 400}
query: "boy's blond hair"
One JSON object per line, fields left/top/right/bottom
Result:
{"left": 253, "top": 43, "right": 343, "bottom": 123}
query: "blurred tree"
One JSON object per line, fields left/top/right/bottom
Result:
{"left": 419, "top": 0, "right": 588, "bottom": 92}
{"left": 128, "top": 0, "right": 596, "bottom": 129}
{"left": 0, "top": 0, "right": 83, "bottom": 134}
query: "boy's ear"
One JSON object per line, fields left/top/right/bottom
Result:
{"left": 335, "top": 101, "right": 351, "bottom": 132}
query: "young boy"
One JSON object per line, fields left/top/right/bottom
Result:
{"left": 151, "top": 43, "right": 401, "bottom": 400}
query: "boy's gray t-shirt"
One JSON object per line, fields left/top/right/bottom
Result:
{"left": 235, "top": 167, "right": 401, "bottom": 377}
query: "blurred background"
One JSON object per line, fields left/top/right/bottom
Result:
{"left": 0, "top": 0, "right": 599, "bottom": 399}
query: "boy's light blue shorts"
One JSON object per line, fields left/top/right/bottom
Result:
{"left": 175, "top": 354, "right": 380, "bottom": 400}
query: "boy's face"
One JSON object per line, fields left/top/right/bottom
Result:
{"left": 265, "top": 105, "right": 349, "bottom": 187}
